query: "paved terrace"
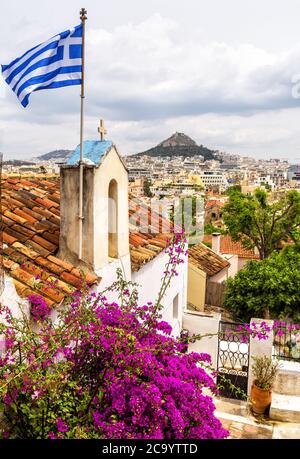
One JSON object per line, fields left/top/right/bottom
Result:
{"left": 215, "top": 397, "right": 300, "bottom": 439}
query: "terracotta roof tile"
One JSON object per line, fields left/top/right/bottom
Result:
{"left": 3, "top": 247, "right": 28, "bottom": 265}
{"left": 31, "top": 207, "right": 55, "bottom": 219}
{"left": 13, "top": 208, "right": 38, "bottom": 224}
{"left": 189, "top": 243, "right": 229, "bottom": 277}
{"left": 47, "top": 276, "right": 75, "bottom": 294}
{"left": 85, "top": 272, "right": 99, "bottom": 285}
{"left": 26, "top": 240, "right": 51, "bottom": 258}
{"left": 32, "top": 235, "right": 56, "bottom": 252}
{"left": 4, "top": 226, "right": 30, "bottom": 243}
{"left": 4, "top": 210, "right": 28, "bottom": 225}
{"left": 12, "top": 241, "right": 40, "bottom": 260}
{"left": 11, "top": 224, "right": 35, "bottom": 238}
{"left": 3, "top": 232, "right": 17, "bottom": 245}
{"left": 203, "top": 234, "right": 260, "bottom": 259}
{"left": 70, "top": 267, "right": 82, "bottom": 278}
{"left": 205, "top": 199, "right": 225, "bottom": 209}
{"left": 21, "top": 260, "right": 50, "bottom": 281}
{"left": 49, "top": 215, "right": 60, "bottom": 226}
{"left": 10, "top": 266, "right": 36, "bottom": 287}
{"left": 35, "top": 257, "right": 65, "bottom": 276}
{"left": 18, "top": 208, "right": 44, "bottom": 221}
{"left": 49, "top": 207, "right": 60, "bottom": 216}
{"left": 3, "top": 258, "right": 19, "bottom": 271}
{"left": 47, "top": 255, "right": 73, "bottom": 272}
{"left": 61, "top": 271, "right": 83, "bottom": 288}
{"left": 35, "top": 197, "right": 59, "bottom": 209}
{"left": 37, "top": 283, "right": 65, "bottom": 303}
{"left": 43, "top": 232, "right": 59, "bottom": 245}
{"left": 2, "top": 215, "right": 15, "bottom": 227}
{"left": 13, "top": 280, "right": 53, "bottom": 305}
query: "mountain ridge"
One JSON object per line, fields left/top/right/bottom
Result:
{"left": 134, "top": 132, "right": 218, "bottom": 160}
{"left": 35, "top": 149, "right": 73, "bottom": 161}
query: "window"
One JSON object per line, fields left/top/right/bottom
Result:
{"left": 173, "top": 294, "right": 179, "bottom": 320}
{"left": 108, "top": 179, "right": 118, "bottom": 258}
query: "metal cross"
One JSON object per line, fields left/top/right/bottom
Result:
{"left": 97, "top": 119, "right": 107, "bottom": 141}
{"left": 80, "top": 8, "right": 87, "bottom": 21}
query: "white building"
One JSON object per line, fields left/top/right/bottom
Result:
{"left": 199, "top": 171, "right": 228, "bottom": 192}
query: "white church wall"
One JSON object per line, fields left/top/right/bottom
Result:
{"left": 95, "top": 253, "right": 132, "bottom": 294}
{"left": 0, "top": 275, "right": 30, "bottom": 321}
{"left": 132, "top": 247, "right": 188, "bottom": 336}
{"left": 93, "top": 147, "right": 129, "bottom": 270}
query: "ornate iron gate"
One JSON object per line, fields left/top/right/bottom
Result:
{"left": 217, "top": 321, "right": 250, "bottom": 400}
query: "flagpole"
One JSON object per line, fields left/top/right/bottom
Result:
{"left": 78, "top": 7, "right": 87, "bottom": 261}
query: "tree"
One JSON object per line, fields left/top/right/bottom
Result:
{"left": 223, "top": 189, "right": 300, "bottom": 259}
{"left": 223, "top": 249, "right": 300, "bottom": 321}
{"left": 226, "top": 184, "right": 241, "bottom": 194}
{"left": 143, "top": 177, "right": 153, "bottom": 197}
{"left": 204, "top": 224, "right": 227, "bottom": 235}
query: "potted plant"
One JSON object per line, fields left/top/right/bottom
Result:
{"left": 250, "top": 355, "right": 279, "bottom": 415}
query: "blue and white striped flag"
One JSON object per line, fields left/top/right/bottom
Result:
{"left": 1, "top": 24, "right": 82, "bottom": 108}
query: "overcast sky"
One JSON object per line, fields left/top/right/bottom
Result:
{"left": 1, "top": 0, "right": 300, "bottom": 162}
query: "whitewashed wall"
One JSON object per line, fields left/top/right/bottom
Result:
{"left": 183, "top": 310, "right": 221, "bottom": 369}
{"left": 0, "top": 275, "right": 30, "bottom": 321}
{"left": 132, "top": 247, "right": 188, "bottom": 337}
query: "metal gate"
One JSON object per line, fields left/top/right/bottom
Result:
{"left": 217, "top": 321, "right": 250, "bottom": 400}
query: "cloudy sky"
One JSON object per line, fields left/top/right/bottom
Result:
{"left": 1, "top": 0, "right": 300, "bottom": 161}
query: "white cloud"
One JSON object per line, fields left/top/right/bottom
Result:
{"left": 1, "top": 13, "right": 300, "bottom": 160}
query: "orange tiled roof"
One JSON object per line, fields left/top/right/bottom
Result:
{"left": 1, "top": 177, "right": 99, "bottom": 307}
{"left": 203, "top": 234, "right": 260, "bottom": 259}
{"left": 129, "top": 196, "right": 174, "bottom": 271}
{"left": 189, "top": 242, "right": 229, "bottom": 276}
{"left": 1, "top": 178, "right": 175, "bottom": 305}
{"left": 204, "top": 200, "right": 224, "bottom": 209}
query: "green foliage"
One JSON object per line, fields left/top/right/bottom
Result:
{"left": 223, "top": 189, "right": 300, "bottom": 259}
{"left": 143, "top": 177, "right": 153, "bottom": 197}
{"left": 204, "top": 224, "right": 227, "bottom": 235}
{"left": 251, "top": 356, "right": 279, "bottom": 390}
{"left": 226, "top": 184, "right": 241, "bottom": 194}
{"left": 224, "top": 250, "right": 300, "bottom": 321}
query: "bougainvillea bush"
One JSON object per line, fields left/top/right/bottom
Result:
{"left": 0, "top": 234, "right": 228, "bottom": 439}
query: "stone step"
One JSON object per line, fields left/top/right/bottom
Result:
{"left": 270, "top": 392, "right": 300, "bottom": 422}
{"left": 273, "top": 365, "right": 300, "bottom": 396}
{"left": 214, "top": 397, "right": 249, "bottom": 417}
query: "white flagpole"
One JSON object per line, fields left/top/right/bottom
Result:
{"left": 78, "top": 7, "right": 87, "bottom": 260}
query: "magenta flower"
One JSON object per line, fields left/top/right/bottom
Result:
{"left": 28, "top": 295, "right": 52, "bottom": 321}
{"left": 56, "top": 418, "right": 69, "bottom": 433}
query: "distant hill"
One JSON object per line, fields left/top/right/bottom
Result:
{"left": 135, "top": 132, "right": 218, "bottom": 160}
{"left": 3, "top": 159, "right": 36, "bottom": 166}
{"left": 36, "top": 149, "right": 73, "bottom": 161}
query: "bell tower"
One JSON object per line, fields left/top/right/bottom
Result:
{"left": 59, "top": 120, "right": 130, "bottom": 272}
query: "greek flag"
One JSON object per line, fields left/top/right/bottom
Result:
{"left": 1, "top": 24, "right": 82, "bottom": 108}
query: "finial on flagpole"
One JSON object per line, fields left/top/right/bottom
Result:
{"left": 80, "top": 8, "right": 87, "bottom": 21}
